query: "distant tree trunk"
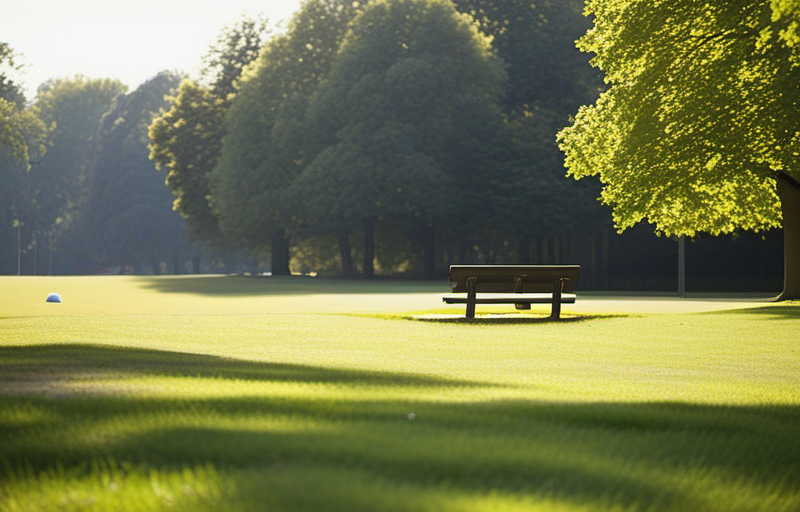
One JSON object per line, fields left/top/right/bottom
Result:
{"left": 420, "top": 224, "right": 436, "bottom": 278}
{"left": 338, "top": 230, "right": 354, "bottom": 277}
{"left": 541, "top": 238, "right": 549, "bottom": 264}
{"left": 777, "top": 173, "right": 800, "bottom": 300}
{"left": 363, "top": 220, "right": 375, "bottom": 278}
{"left": 270, "top": 229, "right": 291, "bottom": 276}
{"left": 554, "top": 236, "right": 561, "bottom": 264}
{"left": 589, "top": 237, "right": 598, "bottom": 289}
{"left": 601, "top": 230, "right": 610, "bottom": 289}
{"left": 518, "top": 238, "right": 531, "bottom": 264}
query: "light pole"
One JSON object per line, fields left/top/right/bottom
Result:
{"left": 678, "top": 236, "right": 686, "bottom": 298}
{"left": 13, "top": 219, "right": 22, "bottom": 275}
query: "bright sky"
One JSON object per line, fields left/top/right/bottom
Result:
{"left": 1, "top": 0, "right": 304, "bottom": 100}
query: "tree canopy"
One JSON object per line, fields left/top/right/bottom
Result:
{"left": 211, "top": 0, "right": 361, "bottom": 274}
{"left": 149, "top": 16, "right": 272, "bottom": 251}
{"left": 291, "top": 0, "right": 506, "bottom": 275}
{"left": 76, "top": 72, "right": 189, "bottom": 273}
{"left": 557, "top": 0, "right": 800, "bottom": 298}
{"left": 1, "top": 43, "right": 46, "bottom": 167}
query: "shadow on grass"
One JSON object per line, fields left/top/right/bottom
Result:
{"left": 0, "top": 344, "right": 490, "bottom": 389}
{"left": 405, "top": 313, "right": 625, "bottom": 324}
{"left": 1, "top": 344, "right": 798, "bottom": 511}
{"left": 356, "top": 311, "right": 627, "bottom": 324}
{"left": 704, "top": 304, "right": 800, "bottom": 320}
{"left": 135, "top": 275, "right": 447, "bottom": 297}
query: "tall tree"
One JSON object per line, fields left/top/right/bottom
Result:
{"left": 149, "top": 80, "right": 227, "bottom": 246}
{"left": 451, "top": 0, "right": 606, "bottom": 264}
{"left": 557, "top": 0, "right": 800, "bottom": 299}
{"left": 74, "top": 72, "right": 189, "bottom": 274}
{"left": 15, "top": 76, "right": 125, "bottom": 274}
{"left": 212, "top": 0, "right": 360, "bottom": 275}
{"left": 149, "top": 16, "right": 272, "bottom": 253}
{"left": 1, "top": 43, "right": 44, "bottom": 166}
{"left": 293, "top": 0, "right": 506, "bottom": 276}
{"left": 1, "top": 44, "right": 50, "bottom": 274}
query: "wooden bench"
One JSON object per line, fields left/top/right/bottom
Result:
{"left": 442, "top": 265, "right": 580, "bottom": 319}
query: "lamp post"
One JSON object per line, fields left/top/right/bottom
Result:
{"left": 13, "top": 219, "right": 22, "bottom": 275}
{"left": 678, "top": 236, "right": 686, "bottom": 298}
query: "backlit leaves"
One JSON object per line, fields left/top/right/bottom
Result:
{"left": 559, "top": 0, "right": 800, "bottom": 237}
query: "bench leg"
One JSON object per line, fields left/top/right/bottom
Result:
{"left": 514, "top": 277, "right": 530, "bottom": 310}
{"left": 466, "top": 277, "right": 477, "bottom": 319}
{"left": 550, "top": 278, "right": 563, "bottom": 319}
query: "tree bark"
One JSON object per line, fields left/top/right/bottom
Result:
{"left": 363, "top": 220, "right": 375, "bottom": 278}
{"left": 338, "top": 230, "right": 353, "bottom": 277}
{"left": 420, "top": 224, "right": 436, "bottom": 278}
{"left": 270, "top": 229, "right": 291, "bottom": 276}
{"left": 777, "top": 173, "right": 800, "bottom": 300}
{"left": 518, "top": 238, "right": 531, "bottom": 264}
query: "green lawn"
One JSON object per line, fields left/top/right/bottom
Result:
{"left": 0, "top": 276, "right": 798, "bottom": 512}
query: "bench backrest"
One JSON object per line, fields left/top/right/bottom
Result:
{"left": 448, "top": 265, "right": 580, "bottom": 293}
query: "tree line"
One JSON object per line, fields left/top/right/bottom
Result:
{"left": 1, "top": 0, "right": 788, "bottom": 294}
{"left": 149, "top": 0, "right": 607, "bottom": 278}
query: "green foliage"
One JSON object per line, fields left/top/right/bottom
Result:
{"left": 212, "top": 0, "right": 361, "bottom": 255}
{"left": 158, "top": 0, "right": 608, "bottom": 275}
{"left": 149, "top": 80, "right": 227, "bottom": 245}
{"left": 453, "top": 0, "right": 598, "bottom": 116}
{"left": 447, "top": 0, "right": 607, "bottom": 253}
{"left": 1, "top": 44, "right": 45, "bottom": 168}
{"left": 557, "top": 0, "right": 800, "bottom": 238}
{"left": 0, "top": 42, "right": 26, "bottom": 107}
{"left": 290, "top": 0, "right": 507, "bottom": 274}
{"left": 2, "top": 76, "right": 125, "bottom": 274}
{"left": 28, "top": 76, "right": 127, "bottom": 232}
{"left": 149, "top": 16, "right": 271, "bottom": 251}
{"left": 200, "top": 15, "right": 274, "bottom": 99}
{"left": 75, "top": 72, "right": 190, "bottom": 272}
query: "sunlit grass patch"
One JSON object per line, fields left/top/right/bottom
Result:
{"left": 1, "top": 461, "right": 225, "bottom": 512}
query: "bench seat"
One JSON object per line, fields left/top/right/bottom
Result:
{"left": 442, "top": 293, "right": 576, "bottom": 305}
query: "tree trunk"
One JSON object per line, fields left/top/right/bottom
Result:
{"left": 338, "top": 230, "right": 354, "bottom": 277}
{"left": 777, "top": 173, "right": 800, "bottom": 300}
{"left": 601, "top": 229, "right": 610, "bottom": 290}
{"left": 420, "top": 224, "right": 436, "bottom": 278}
{"left": 518, "top": 238, "right": 531, "bottom": 264}
{"left": 363, "top": 220, "right": 374, "bottom": 278}
{"left": 270, "top": 229, "right": 291, "bottom": 276}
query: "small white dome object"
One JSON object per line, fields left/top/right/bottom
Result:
{"left": 46, "top": 293, "right": 62, "bottom": 303}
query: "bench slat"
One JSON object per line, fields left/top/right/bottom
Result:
{"left": 448, "top": 265, "right": 580, "bottom": 294}
{"left": 442, "top": 293, "right": 576, "bottom": 304}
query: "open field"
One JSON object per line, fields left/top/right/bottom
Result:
{"left": 1, "top": 276, "right": 798, "bottom": 511}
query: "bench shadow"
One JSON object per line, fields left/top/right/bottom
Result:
{"left": 0, "top": 344, "right": 798, "bottom": 511}
{"left": 409, "top": 313, "right": 623, "bottom": 324}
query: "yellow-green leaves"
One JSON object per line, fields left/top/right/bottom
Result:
{"left": 559, "top": 0, "right": 797, "bottom": 237}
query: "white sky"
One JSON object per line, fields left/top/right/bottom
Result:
{"left": 1, "top": 0, "right": 304, "bottom": 100}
